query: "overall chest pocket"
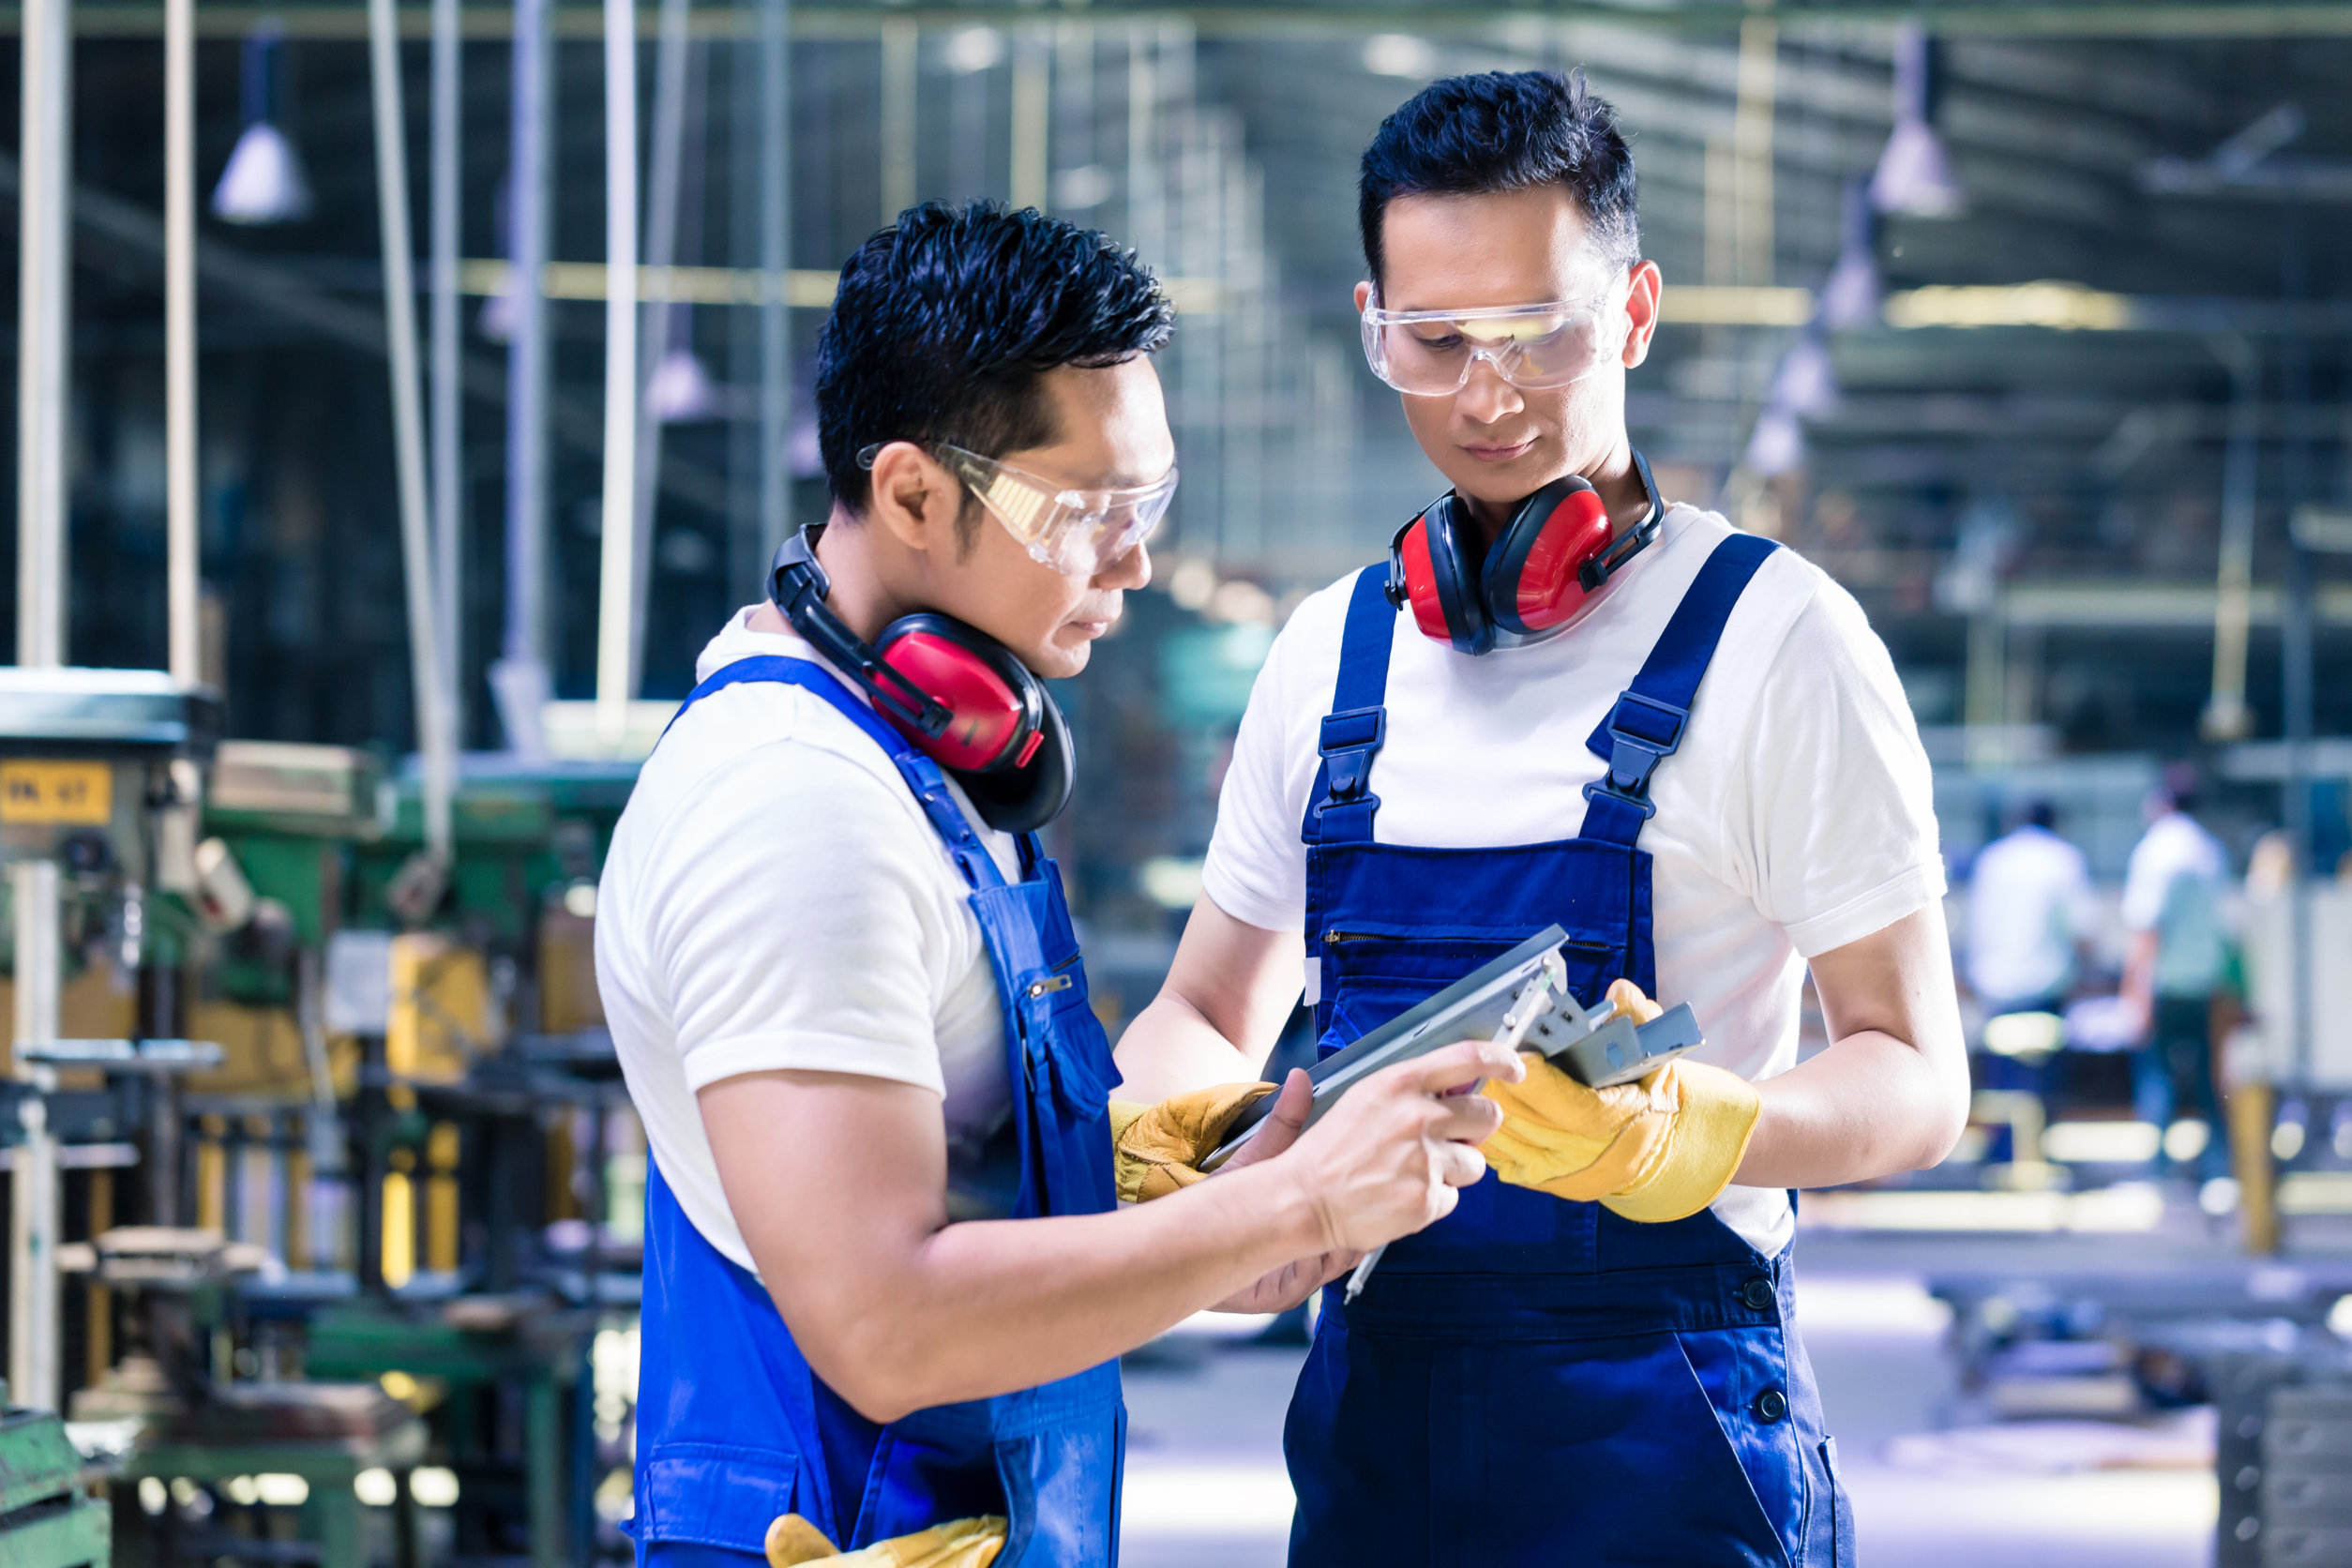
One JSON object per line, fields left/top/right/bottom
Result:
{"left": 972, "top": 881, "right": 1119, "bottom": 1122}
{"left": 1314, "top": 924, "right": 1624, "bottom": 1050}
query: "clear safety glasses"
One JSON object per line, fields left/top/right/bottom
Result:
{"left": 1360, "top": 280, "right": 1631, "bottom": 397}
{"left": 860, "top": 442, "right": 1178, "bottom": 578}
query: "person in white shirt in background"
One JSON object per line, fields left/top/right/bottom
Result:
{"left": 1968, "top": 799, "right": 2098, "bottom": 1022}
{"left": 2121, "top": 762, "right": 2232, "bottom": 1178}
{"left": 1965, "top": 799, "right": 2099, "bottom": 1153}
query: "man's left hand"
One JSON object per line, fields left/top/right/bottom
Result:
{"left": 1108, "top": 1080, "right": 1277, "bottom": 1204}
{"left": 1480, "top": 980, "right": 1762, "bottom": 1223}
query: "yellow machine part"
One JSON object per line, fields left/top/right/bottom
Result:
{"left": 538, "top": 901, "right": 605, "bottom": 1034}
{"left": 388, "top": 932, "right": 497, "bottom": 1083}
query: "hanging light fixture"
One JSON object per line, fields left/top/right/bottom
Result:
{"left": 1818, "top": 180, "right": 1882, "bottom": 330}
{"left": 1769, "top": 332, "right": 1838, "bottom": 419}
{"left": 213, "top": 21, "right": 314, "bottom": 224}
{"left": 1869, "top": 26, "right": 1964, "bottom": 219}
{"left": 644, "top": 340, "right": 718, "bottom": 423}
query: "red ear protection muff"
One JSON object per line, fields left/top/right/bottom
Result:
{"left": 1386, "top": 449, "right": 1667, "bottom": 656}
{"left": 769, "top": 527, "right": 1073, "bottom": 835}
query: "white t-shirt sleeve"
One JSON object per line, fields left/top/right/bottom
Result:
{"left": 644, "top": 740, "right": 954, "bottom": 1097}
{"left": 1734, "top": 577, "right": 1946, "bottom": 958}
{"left": 1199, "top": 597, "right": 1330, "bottom": 933}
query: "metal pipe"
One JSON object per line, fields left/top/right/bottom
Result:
{"left": 629, "top": 0, "right": 690, "bottom": 692}
{"left": 430, "top": 0, "right": 462, "bottom": 741}
{"left": 879, "top": 16, "right": 916, "bottom": 224}
{"left": 9, "top": 861, "right": 60, "bottom": 1411}
{"left": 166, "top": 0, "right": 199, "bottom": 686}
{"left": 369, "top": 0, "right": 458, "bottom": 861}
{"left": 36, "top": 4, "right": 2352, "bottom": 42}
{"left": 595, "top": 0, "right": 640, "bottom": 747}
{"left": 1010, "top": 22, "right": 1048, "bottom": 212}
{"left": 2204, "top": 337, "right": 2259, "bottom": 741}
{"left": 758, "top": 0, "right": 792, "bottom": 560}
{"left": 12, "top": 0, "right": 69, "bottom": 1419}
{"left": 497, "top": 0, "right": 552, "bottom": 748}
{"left": 18, "top": 0, "right": 69, "bottom": 670}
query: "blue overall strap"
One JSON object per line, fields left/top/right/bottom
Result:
{"left": 670, "top": 655, "right": 1007, "bottom": 891}
{"left": 1300, "top": 566, "right": 1396, "bottom": 844}
{"left": 1578, "top": 533, "right": 1780, "bottom": 847}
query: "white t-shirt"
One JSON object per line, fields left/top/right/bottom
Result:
{"left": 1201, "top": 504, "right": 1945, "bottom": 1258}
{"left": 1966, "top": 826, "right": 2096, "bottom": 1005}
{"left": 2120, "top": 810, "right": 2230, "bottom": 998}
{"left": 597, "top": 608, "right": 1024, "bottom": 1275}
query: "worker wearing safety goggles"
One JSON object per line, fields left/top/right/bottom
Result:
{"left": 599, "top": 202, "right": 1518, "bottom": 1568}
{"left": 1114, "top": 71, "right": 1969, "bottom": 1564}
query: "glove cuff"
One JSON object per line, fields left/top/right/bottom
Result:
{"left": 1602, "top": 1062, "right": 1762, "bottom": 1224}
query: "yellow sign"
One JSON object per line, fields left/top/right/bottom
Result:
{"left": 0, "top": 761, "right": 113, "bottom": 825}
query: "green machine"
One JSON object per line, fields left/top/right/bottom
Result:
{"left": 0, "top": 1389, "right": 110, "bottom": 1568}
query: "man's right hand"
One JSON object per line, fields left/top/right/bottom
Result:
{"left": 1274, "top": 1038, "right": 1520, "bottom": 1255}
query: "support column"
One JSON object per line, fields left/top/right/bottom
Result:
{"left": 594, "top": 0, "right": 641, "bottom": 748}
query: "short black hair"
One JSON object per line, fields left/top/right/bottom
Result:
{"left": 1358, "top": 68, "right": 1640, "bottom": 286}
{"left": 2024, "top": 799, "right": 2058, "bottom": 831}
{"left": 816, "top": 201, "right": 1174, "bottom": 521}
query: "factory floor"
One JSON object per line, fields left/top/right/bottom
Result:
{"left": 1118, "top": 1214, "right": 2278, "bottom": 1568}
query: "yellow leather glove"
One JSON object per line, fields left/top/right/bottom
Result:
{"left": 1481, "top": 980, "right": 1762, "bottom": 1223}
{"left": 1106, "top": 1082, "right": 1276, "bottom": 1203}
{"left": 765, "top": 1514, "right": 1005, "bottom": 1568}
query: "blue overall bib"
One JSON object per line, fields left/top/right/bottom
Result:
{"left": 1284, "top": 537, "right": 1855, "bottom": 1568}
{"left": 629, "top": 656, "right": 1124, "bottom": 1568}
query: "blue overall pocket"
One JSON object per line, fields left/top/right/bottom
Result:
{"left": 634, "top": 1442, "right": 804, "bottom": 1553}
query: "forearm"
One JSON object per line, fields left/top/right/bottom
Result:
{"left": 1734, "top": 1028, "right": 1968, "bottom": 1188}
{"left": 1112, "top": 991, "right": 1267, "bottom": 1102}
{"left": 781, "top": 1161, "right": 1323, "bottom": 1420}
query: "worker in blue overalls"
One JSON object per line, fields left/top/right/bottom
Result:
{"left": 599, "top": 202, "right": 1517, "bottom": 1568}
{"left": 1114, "top": 73, "right": 1972, "bottom": 1564}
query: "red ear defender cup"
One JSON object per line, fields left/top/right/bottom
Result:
{"left": 769, "top": 527, "right": 1075, "bottom": 835}
{"left": 1386, "top": 449, "right": 1668, "bottom": 656}
{"left": 873, "top": 614, "right": 1046, "bottom": 775}
{"left": 1481, "top": 475, "right": 1612, "bottom": 638}
{"left": 1387, "top": 493, "right": 1494, "bottom": 656}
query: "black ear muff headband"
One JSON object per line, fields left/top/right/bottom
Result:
{"left": 767, "top": 527, "right": 1075, "bottom": 836}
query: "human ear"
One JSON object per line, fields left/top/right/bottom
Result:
{"left": 864, "top": 441, "right": 957, "bottom": 557}
{"left": 1353, "top": 279, "right": 1374, "bottom": 312}
{"left": 1621, "top": 261, "right": 1663, "bottom": 369}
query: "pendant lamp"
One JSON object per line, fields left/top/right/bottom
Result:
{"left": 1817, "top": 181, "right": 1882, "bottom": 330}
{"left": 213, "top": 22, "right": 314, "bottom": 225}
{"left": 645, "top": 341, "right": 718, "bottom": 423}
{"left": 1869, "top": 27, "right": 1964, "bottom": 219}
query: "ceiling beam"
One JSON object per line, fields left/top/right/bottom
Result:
{"left": 26, "top": 3, "right": 2352, "bottom": 43}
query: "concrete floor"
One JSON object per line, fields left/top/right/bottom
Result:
{"left": 1119, "top": 1238, "right": 2226, "bottom": 1567}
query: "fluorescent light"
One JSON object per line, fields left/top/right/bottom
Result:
{"left": 1363, "top": 34, "right": 1436, "bottom": 79}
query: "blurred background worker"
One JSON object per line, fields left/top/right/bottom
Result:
{"left": 2121, "top": 764, "right": 2233, "bottom": 1178}
{"left": 1967, "top": 801, "right": 2096, "bottom": 1026}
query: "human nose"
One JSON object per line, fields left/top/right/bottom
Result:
{"left": 1455, "top": 354, "right": 1525, "bottom": 425}
{"left": 1094, "top": 535, "right": 1151, "bottom": 591}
